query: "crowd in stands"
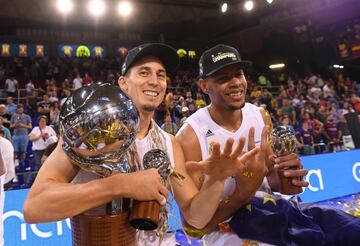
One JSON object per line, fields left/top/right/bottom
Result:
{"left": 0, "top": 57, "right": 359, "bottom": 189}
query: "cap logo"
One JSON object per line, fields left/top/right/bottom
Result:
{"left": 212, "top": 52, "right": 237, "bottom": 63}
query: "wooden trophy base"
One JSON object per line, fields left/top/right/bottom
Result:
{"left": 71, "top": 211, "right": 136, "bottom": 246}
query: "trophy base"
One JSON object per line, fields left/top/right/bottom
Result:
{"left": 129, "top": 200, "right": 160, "bottom": 230}
{"left": 71, "top": 212, "right": 136, "bottom": 246}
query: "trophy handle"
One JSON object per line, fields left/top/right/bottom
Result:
{"left": 129, "top": 200, "right": 160, "bottom": 230}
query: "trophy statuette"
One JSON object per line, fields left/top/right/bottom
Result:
{"left": 270, "top": 126, "right": 303, "bottom": 195}
{"left": 129, "top": 149, "right": 172, "bottom": 230}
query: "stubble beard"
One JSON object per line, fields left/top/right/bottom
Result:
{"left": 142, "top": 103, "right": 157, "bottom": 112}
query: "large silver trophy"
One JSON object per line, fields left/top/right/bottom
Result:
{"left": 60, "top": 83, "right": 140, "bottom": 246}
{"left": 270, "top": 126, "right": 302, "bottom": 194}
{"left": 60, "top": 83, "right": 139, "bottom": 179}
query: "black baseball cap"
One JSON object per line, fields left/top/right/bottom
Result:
{"left": 121, "top": 43, "right": 179, "bottom": 75}
{"left": 199, "top": 44, "right": 252, "bottom": 78}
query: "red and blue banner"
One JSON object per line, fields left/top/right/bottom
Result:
{"left": 0, "top": 43, "right": 48, "bottom": 57}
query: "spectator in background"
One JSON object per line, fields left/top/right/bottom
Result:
{"left": 26, "top": 90, "right": 39, "bottom": 118}
{"left": 329, "top": 102, "right": 342, "bottom": 123}
{"left": 298, "top": 121, "right": 314, "bottom": 155}
{"left": 0, "top": 105, "right": 11, "bottom": 129}
{"left": 165, "top": 90, "right": 174, "bottom": 110}
{"left": 281, "top": 97, "right": 296, "bottom": 125}
{"left": 188, "top": 103, "right": 197, "bottom": 115}
{"left": 10, "top": 105, "right": 32, "bottom": 163}
{"left": 37, "top": 94, "right": 52, "bottom": 119}
{"left": 72, "top": 73, "right": 82, "bottom": 91}
{"left": 82, "top": 72, "right": 93, "bottom": 85}
{"left": 195, "top": 92, "right": 206, "bottom": 109}
{"left": 323, "top": 81, "right": 335, "bottom": 99}
{"left": 341, "top": 101, "right": 354, "bottom": 116}
{"left": 0, "top": 133, "right": 15, "bottom": 244}
{"left": 60, "top": 88, "right": 72, "bottom": 107}
{"left": 314, "top": 104, "right": 329, "bottom": 124}
{"left": 323, "top": 115, "right": 342, "bottom": 152}
{"left": 0, "top": 117, "right": 11, "bottom": 141}
{"left": 351, "top": 94, "right": 360, "bottom": 112}
{"left": 301, "top": 112, "right": 324, "bottom": 144}
{"left": 4, "top": 76, "right": 18, "bottom": 98}
{"left": 5, "top": 97, "right": 17, "bottom": 115}
{"left": 250, "top": 86, "right": 261, "bottom": 98}
{"left": 49, "top": 102, "right": 61, "bottom": 133}
{"left": 184, "top": 91, "right": 195, "bottom": 108}
{"left": 25, "top": 80, "right": 35, "bottom": 96}
{"left": 46, "top": 79, "right": 58, "bottom": 96}
{"left": 48, "top": 91, "right": 59, "bottom": 104}
{"left": 281, "top": 115, "right": 296, "bottom": 134}
{"left": 28, "top": 116, "right": 57, "bottom": 171}
{"left": 260, "top": 88, "right": 273, "bottom": 113}
{"left": 161, "top": 114, "right": 178, "bottom": 135}
{"left": 180, "top": 106, "right": 190, "bottom": 127}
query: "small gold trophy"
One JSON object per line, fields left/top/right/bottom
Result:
{"left": 270, "top": 126, "right": 303, "bottom": 195}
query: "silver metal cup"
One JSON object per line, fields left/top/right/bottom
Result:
{"left": 60, "top": 82, "right": 139, "bottom": 177}
{"left": 60, "top": 83, "right": 140, "bottom": 213}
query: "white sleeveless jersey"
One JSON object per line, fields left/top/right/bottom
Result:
{"left": 72, "top": 127, "right": 177, "bottom": 246}
{"left": 180, "top": 103, "right": 273, "bottom": 246}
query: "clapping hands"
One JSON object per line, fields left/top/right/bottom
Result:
{"left": 185, "top": 127, "right": 266, "bottom": 182}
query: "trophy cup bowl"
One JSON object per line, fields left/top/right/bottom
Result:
{"left": 270, "top": 126, "right": 302, "bottom": 194}
{"left": 60, "top": 83, "right": 139, "bottom": 177}
{"left": 129, "top": 149, "right": 171, "bottom": 230}
{"left": 60, "top": 83, "right": 140, "bottom": 246}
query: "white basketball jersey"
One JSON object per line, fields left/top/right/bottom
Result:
{"left": 180, "top": 103, "right": 273, "bottom": 245}
{"left": 72, "top": 127, "right": 177, "bottom": 246}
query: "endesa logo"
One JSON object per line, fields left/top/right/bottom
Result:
{"left": 352, "top": 162, "right": 360, "bottom": 182}
{"left": 299, "top": 150, "right": 360, "bottom": 203}
{"left": 304, "top": 161, "right": 360, "bottom": 193}
{"left": 3, "top": 189, "right": 71, "bottom": 245}
{"left": 305, "top": 169, "right": 324, "bottom": 192}
{"left": 3, "top": 210, "right": 71, "bottom": 241}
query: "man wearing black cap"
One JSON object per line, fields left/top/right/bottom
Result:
{"left": 24, "top": 43, "right": 260, "bottom": 245}
{"left": 177, "top": 44, "right": 360, "bottom": 245}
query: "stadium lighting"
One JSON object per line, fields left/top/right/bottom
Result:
{"left": 333, "top": 64, "right": 344, "bottom": 69}
{"left": 221, "top": 3, "right": 228, "bottom": 13}
{"left": 117, "top": 1, "right": 133, "bottom": 17}
{"left": 244, "top": 1, "right": 254, "bottom": 11}
{"left": 88, "top": 0, "right": 106, "bottom": 17}
{"left": 269, "top": 63, "right": 285, "bottom": 70}
{"left": 266, "top": 0, "right": 274, "bottom": 4}
{"left": 57, "top": 0, "right": 74, "bottom": 14}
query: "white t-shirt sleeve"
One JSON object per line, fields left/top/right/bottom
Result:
{"left": 29, "top": 126, "right": 40, "bottom": 137}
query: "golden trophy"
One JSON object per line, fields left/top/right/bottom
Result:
{"left": 270, "top": 126, "right": 303, "bottom": 195}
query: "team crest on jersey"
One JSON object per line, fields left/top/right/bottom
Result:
{"left": 205, "top": 129, "right": 215, "bottom": 137}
